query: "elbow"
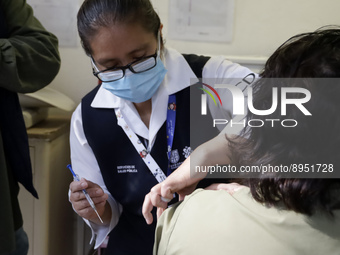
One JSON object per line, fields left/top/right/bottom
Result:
{"left": 20, "top": 58, "right": 61, "bottom": 94}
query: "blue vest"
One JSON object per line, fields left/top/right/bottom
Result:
{"left": 81, "top": 55, "right": 210, "bottom": 254}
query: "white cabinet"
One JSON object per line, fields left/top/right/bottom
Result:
{"left": 18, "top": 117, "right": 77, "bottom": 255}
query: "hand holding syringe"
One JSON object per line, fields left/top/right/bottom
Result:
{"left": 67, "top": 164, "right": 104, "bottom": 223}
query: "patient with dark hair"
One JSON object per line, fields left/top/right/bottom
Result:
{"left": 151, "top": 27, "right": 340, "bottom": 255}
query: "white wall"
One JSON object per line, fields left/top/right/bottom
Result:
{"left": 48, "top": 0, "right": 340, "bottom": 108}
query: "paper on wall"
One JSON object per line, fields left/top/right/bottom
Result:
{"left": 27, "top": 0, "right": 79, "bottom": 47}
{"left": 168, "top": 0, "right": 235, "bottom": 43}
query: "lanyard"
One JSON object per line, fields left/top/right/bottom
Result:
{"left": 114, "top": 95, "right": 176, "bottom": 183}
{"left": 166, "top": 94, "right": 176, "bottom": 176}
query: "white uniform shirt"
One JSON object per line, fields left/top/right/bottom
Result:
{"left": 69, "top": 47, "right": 256, "bottom": 248}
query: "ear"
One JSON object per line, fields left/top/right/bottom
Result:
{"left": 158, "top": 24, "right": 165, "bottom": 53}
{"left": 159, "top": 24, "right": 164, "bottom": 39}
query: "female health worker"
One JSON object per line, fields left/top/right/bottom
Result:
{"left": 68, "top": 0, "right": 254, "bottom": 254}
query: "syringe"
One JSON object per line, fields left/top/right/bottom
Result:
{"left": 67, "top": 164, "right": 104, "bottom": 224}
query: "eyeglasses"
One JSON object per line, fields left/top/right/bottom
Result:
{"left": 91, "top": 52, "right": 158, "bottom": 82}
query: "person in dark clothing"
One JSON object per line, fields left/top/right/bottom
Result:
{"left": 0, "top": 0, "right": 60, "bottom": 254}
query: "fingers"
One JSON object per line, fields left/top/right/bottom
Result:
{"left": 204, "top": 183, "right": 220, "bottom": 191}
{"left": 69, "top": 178, "right": 87, "bottom": 193}
{"left": 69, "top": 178, "right": 108, "bottom": 220}
{"left": 159, "top": 168, "right": 187, "bottom": 198}
{"left": 72, "top": 192, "right": 108, "bottom": 211}
{"left": 70, "top": 178, "right": 104, "bottom": 200}
{"left": 155, "top": 183, "right": 174, "bottom": 203}
{"left": 178, "top": 193, "right": 186, "bottom": 201}
{"left": 150, "top": 189, "right": 169, "bottom": 209}
{"left": 142, "top": 184, "right": 170, "bottom": 225}
{"left": 157, "top": 156, "right": 202, "bottom": 199}
{"left": 142, "top": 193, "right": 154, "bottom": 225}
{"left": 160, "top": 196, "right": 171, "bottom": 203}
{"left": 204, "top": 182, "right": 243, "bottom": 195}
{"left": 76, "top": 200, "right": 106, "bottom": 219}
{"left": 142, "top": 164, "right": 196, "bottom": 225}
{"left": 156, "top": 207, "right": 165, "bottom": 220}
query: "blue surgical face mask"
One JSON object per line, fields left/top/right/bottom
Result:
{"left": 101, "top": 34, "right": 167, "bottom": 103}
{"left": 102, "top": 56, "right": 167, "bottom": 103}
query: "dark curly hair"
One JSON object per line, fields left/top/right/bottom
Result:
{"left": 231, "top": 27, "right": 340, "bottom": 216}
{"left": 77, "top": 0, "right": 161, "bottom": 56}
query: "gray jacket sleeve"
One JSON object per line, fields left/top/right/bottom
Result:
{"left": 0, "top": 0, "right": 61, "bottom": 93}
